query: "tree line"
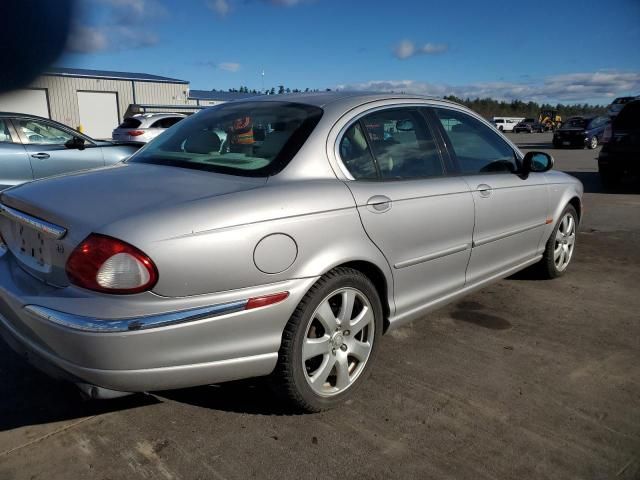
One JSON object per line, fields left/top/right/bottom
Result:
{"left": 220, "top": 86, "right": 606, "bottom": 119}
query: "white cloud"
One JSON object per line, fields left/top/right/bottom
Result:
{"left": 207, "top": 0, "right": 230, "bottom": 16}
{"left": 66, "top": 26, "right": 110, "bottom": 53}
{"left": 218, "top": 62, "right": 241, "bottom": 72}
{"left": 66, "top": 25, "right": 158, "bottom": 53}
{"left": 394, "top": 40, "right": 448, "bottom": 59}
{"left": 67, "top": 0, "right": 163, "bottom": 53}
{"left": 336, "top": 71, "right": 640, "bottom": 104}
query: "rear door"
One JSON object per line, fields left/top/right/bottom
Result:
{"left": 339, "top": 106, "right": 475, "bottom": 315}
{"left": 14, "top": 117, "right": 105, "bottom": 179}
{"left": 432, "top": 107, "right": 549, "bottom": 284}
{"left": 0, "top": 118, "right": 33, "bottom": 189}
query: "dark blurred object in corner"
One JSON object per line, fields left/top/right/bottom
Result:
{"left": 0, "top": 0, "right": 74, "bottom": 93}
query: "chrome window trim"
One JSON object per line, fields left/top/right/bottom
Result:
{"left": 24, "top": 300, "right": 248, "bottom": 333}
{"left": 0, "top": 203, "right": 67, "bottom": 239}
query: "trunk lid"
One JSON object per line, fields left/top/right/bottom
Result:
{"left": 0, "top": 163, "right": 266, "bottom": 286}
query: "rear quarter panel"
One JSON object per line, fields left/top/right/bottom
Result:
{"left": 100, "top": 180, "right": 395, "bottom": 306}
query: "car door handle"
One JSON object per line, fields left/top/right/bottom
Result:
{"left": 366, "top": 195, "right": 392, "bottom": 213}
{"left": 31, "top": 153, "right": 50, "bottom": 160}
{"left": 476, "top": 184, "right": 493, "bottom": 197}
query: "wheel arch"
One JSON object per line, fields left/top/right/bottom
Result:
{"left": 334, "top": 260, "right": 392, "bottom": 332}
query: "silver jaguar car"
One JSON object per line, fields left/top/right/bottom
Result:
{"left": 0, "top": 93, "right": 583, "bottom": 411}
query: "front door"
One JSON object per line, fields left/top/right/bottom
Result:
{"left": 13, "top": 118, "right": 105, "bottom": 179}
{"left": 432, "top": 107, "right": 549, "bottom": 284}
{"left": 338, "top": 107, "right": 475, "bottom": 316}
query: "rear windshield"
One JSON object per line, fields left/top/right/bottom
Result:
{"left": 523, "top": 118, "right": 535, "bottom": 123}
{"left": 613, "top": 97, "right": 634, "bottom": 105}
{"left": 614, "top": 102, "right": 640, "bottom": 130}
{"left": 118, "top": 118, "right": 142, "bottom": 128}
{"left": 562, "top": 118, "right": 587, "bottom": 129}
{"left": 128, "top": 101, "right": 323, "bottom": 177}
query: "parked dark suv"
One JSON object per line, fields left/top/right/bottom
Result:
{"left": 598, "top": 99, "right": 640, "bottom": 186}
{"left": 512, "top": 118, "right": 545, "bottom": 133}
{"left": 553, "top": 115, "right": 610, "bottom": 149}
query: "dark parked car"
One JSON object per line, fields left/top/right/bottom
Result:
{"left": 513, "top": 118, "right": 545, "bottom": 133}
{"left": 0, "top": 113, "right": 140, "bottom": 190}
{"left": 598, "top": 99, "right": 640, "bottom": 186}
{"left": 553, "top": 115, "right": 610, "bottom": 149}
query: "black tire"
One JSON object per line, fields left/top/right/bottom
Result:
{"left": 272, "top": 267, "right": 383, "bottom": 412}
{"left": 536, "top": 204, "right": 578, "bottom": 279}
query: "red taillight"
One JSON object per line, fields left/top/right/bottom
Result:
{"left": 66, "top": 234, "right": 158, "bottom": 294}
{"left": 245, "top": 292, "right": 290, "bottom": 310}
{"left": 127, "top": 130, "right": 144, "bottom": 136}
{"left": 602, "top": 124, "right": 612, "bottom": 143}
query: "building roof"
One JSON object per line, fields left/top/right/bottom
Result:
{"left": 188, "top": 90, "right": 259, "bottom": 101}
{"left": 44, "top": 67, "right": 189, "bottom": 84}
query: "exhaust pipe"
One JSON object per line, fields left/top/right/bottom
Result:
{"left": 76, "top": 383, "right": 135, "bottom": 400}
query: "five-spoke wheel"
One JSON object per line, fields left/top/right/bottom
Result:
{"left": 554, "top": 213, "right": 576, "bottom": 272}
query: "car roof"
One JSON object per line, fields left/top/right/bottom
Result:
{"left": 243, "top": 91, "right": 463, "bottom": 109}
{"left": 0, "top": 112, "right": 54, "bottom": 121}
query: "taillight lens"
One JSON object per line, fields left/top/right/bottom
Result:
{"left": 602, "top": 124, "right": 612, "bottom": 143}
{"left": 66, "top": 234, "right": 158, "bottom": 294}
{"left": 127, "top": 130, "right": 144, "bottom": 136}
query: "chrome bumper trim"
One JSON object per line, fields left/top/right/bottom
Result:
{"left": 24, "top": 300, "right": 248, "bottom": 333}
{"left": 0, "top": 203, "right": 67, "bottom": 239}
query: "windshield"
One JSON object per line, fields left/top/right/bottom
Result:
{"left": 128, "top": 101, "right": 323, "bottom": 177}
{"left": 562, "top": 118, "right": 587, "bottom": 129}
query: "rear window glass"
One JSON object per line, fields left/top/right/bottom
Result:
{"left": 562, "top": 118, "right": 587, "bottom": 129}
{"left": 118, "top": 118, "right": 142, "bottom": 128}
{"left": 128, "top": 101, "right": 323, "bottom": 177}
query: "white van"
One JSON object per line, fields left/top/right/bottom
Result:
{"left": 491, "top": 117, "right": 524, "bottom": 132}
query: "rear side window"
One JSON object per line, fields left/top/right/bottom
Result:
{"left": 150, "top": 117, "right": 184, "bottom": 128}
{"left": 118, "top": 118, "right": 142, "bottom": 129}
{"left": 362, "top": 109, "right": 443, "bottom": 179}
{"left": 339, "top": 123, "right": 377, "bottom": 179}
{"left": 0, "top": 119, "right": 14, "bottom": 143}
{"left": 434, "top": 108, "right": 517, "bottom": 174}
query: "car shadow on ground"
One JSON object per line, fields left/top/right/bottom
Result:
{"left": 0, "top": 341, "right": 159, "bottom": 432}
{"left": 564, "top": 171, "right": 640, "bottom": 194}
{"left": 158, "top": 379, "right": 304, "bottom": 416}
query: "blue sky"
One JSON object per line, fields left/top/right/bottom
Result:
{"left": 62, "top": 0, "right": 640, "bottom": 104}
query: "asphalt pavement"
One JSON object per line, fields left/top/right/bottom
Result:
{"left": 1, "top": 132, "right": 639, "bottom": 480}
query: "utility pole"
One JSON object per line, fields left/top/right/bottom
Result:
{"left": 261, "top": 69, "right": 265, "bottom": 94}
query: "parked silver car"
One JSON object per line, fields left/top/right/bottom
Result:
{"left": 112, "top": 113, "right": 186, "bottom": 143}
{"left": 0, "top": 113, "right": 140, "bottom": 190}
{"left": 0, "top": 93, "right": 583, "bottom": 411}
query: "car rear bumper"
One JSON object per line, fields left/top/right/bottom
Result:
{"left": 0, "top": 250, "right": 318, "bottom": 392}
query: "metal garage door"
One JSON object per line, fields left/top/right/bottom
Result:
{"left": 0, "top": 89, "right": 49, "bottom": 118}
{"left": 77, "top": 91, "right": 119, "bottom": 139}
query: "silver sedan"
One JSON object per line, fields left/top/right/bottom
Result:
{"left": 0, "top": 93, "right": 583, "bottom": 411}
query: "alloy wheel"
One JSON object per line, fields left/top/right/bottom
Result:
{"left": 554, "top": 213, "right": 576, "bottom": 272}
{"left": 302, "top": 287, "right": 375, "bottom": 397}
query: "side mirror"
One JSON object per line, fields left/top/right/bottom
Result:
{"left": 522, "top": 151, "right": 554, "bottom": 173}
{"left": 65, "top": 136, "right": 85, "bottom": 150}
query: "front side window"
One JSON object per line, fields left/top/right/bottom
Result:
{"left": 434, "top": 108, "right": 518, "bottom": 174}
{"left": 129, "top": 101, "right": 323, "bottom": 177}
{"left": 17, "top": 119, "right": 74, "bottom": 145}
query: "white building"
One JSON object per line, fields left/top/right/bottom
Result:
{"left": 0, "top": 67, "right": 190, "bottom": 138}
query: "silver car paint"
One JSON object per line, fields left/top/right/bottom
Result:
{"left": 0, "top": 93, "right": 583, "bottom": 394}
{"left": 112, "top": 113, "right": 186, "bottom": 144}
